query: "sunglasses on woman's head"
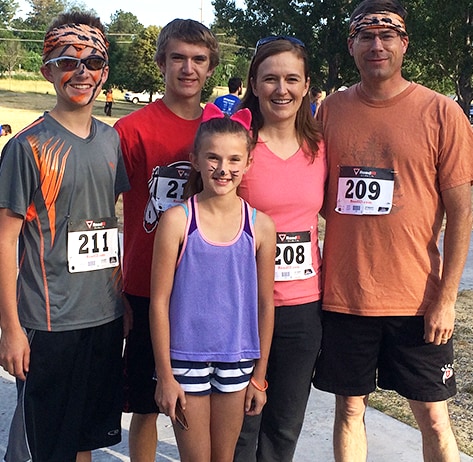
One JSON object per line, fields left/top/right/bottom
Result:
{"left": 255, "top": 36, "right": 305, "bottom": 52}
{"left": 44, "top": 56, "right": 108, "bottom": 72}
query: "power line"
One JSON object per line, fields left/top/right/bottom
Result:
{"left": 0, "top": 27, "right": 136, "bottom": 37}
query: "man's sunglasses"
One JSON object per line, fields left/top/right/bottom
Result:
{"left": 44, "top": 56, "right": 108, "bottom": 72}
{"left": 255, "top": 35, "right": 305, "bottom": 52}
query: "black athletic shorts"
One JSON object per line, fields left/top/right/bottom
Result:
{"left": 313, "top": 312, "right": 456, "bottom": 402}
{"left": 122, "top": 294, "right": 160, "bottom": 414}
{"left": 5, "top": 317, "right": 123, "bottom": 462}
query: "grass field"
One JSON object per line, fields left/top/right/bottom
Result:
{"left": 0, "top": 78, "right": 228, "bottom": 152}
{"left": 0, "top": 78, "right": 133, "bottom": 154}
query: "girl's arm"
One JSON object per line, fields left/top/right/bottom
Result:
{"left": 245, "top": 210, "right": 276, "bottom": 416}
{"left": 149, "top": 205, "right": 187, "bottom": 420}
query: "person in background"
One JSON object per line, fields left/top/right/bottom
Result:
{"left": 309, "top": 86, "right": 323, "bottom": 117}
{"left": 234, "top": 35, "right": 326, "bottom": 461}
{"left": 0, "top": 11, "right": 129, "bottom": 462}
{"left": 150, "top": 103, "right": 275, "bottom": 462}
{"left": 0, "top": 124, "right": 12, "bottom": 136}
{"left": 114, "top": 18, "right": 220, "bottom": 462}
{"left": 104, "top": 88, "right": 114, "bottom": 116}
{"left": 214, "top": 77, "right": 243, "bottom": 115}
{"left": 313, "top": 1, "right": 473, "bottom": 461}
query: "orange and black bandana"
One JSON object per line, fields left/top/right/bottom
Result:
{"left": 43, "top": 23, "right": 109, "bottom": 61}
{"left": 349, "top": 11, "right": 407, "bottom": 39}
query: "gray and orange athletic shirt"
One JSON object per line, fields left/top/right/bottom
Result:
{"left": 0, "top": 112, "right": 130, "bottom": 331}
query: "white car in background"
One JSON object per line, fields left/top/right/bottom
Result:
{"left": 124, "top": 90, "right": 163, "bottom": 104}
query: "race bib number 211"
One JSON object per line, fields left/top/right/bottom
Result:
{"left": 67, "top": 217, "right": 119, "bottom": 273}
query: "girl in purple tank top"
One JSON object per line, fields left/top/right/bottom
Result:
{"left": 149, "top": 103, "right": 276, "bottom": 462}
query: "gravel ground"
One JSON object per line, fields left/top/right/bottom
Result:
{"left": 369, "top": 289, "right": 473, "bottom": 456}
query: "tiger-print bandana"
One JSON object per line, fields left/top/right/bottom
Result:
{"left": 43, "top": 23, "right": 109, "bottom": 61}
{"left": 349, "top": 11, "right": 407, "bottom": 39}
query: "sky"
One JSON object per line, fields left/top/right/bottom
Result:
{"left": 15, "top": 0, "right": 245, "bottom": 28}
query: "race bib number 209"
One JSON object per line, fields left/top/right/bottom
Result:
{"left": 336, "top": 166, "right": 395, "bottom": 215}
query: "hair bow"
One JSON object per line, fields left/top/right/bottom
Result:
{"left": 202, "top": 103, "right": 252, "bottom": 131}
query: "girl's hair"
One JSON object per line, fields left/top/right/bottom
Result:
{"left": 240, "top": 38, "right": 323, "bottom": 162}
{"left": 155, "top": 19, "right": 220, "bottom": 71}
{"left": 183, "top": 116, "right": 255, "bottom": 199}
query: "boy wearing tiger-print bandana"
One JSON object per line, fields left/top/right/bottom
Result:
{"left": 0, "top": 11, "right": 129, "bottom": 462}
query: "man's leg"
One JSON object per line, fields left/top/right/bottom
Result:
{"left": 409, "top": 400, "right": 460, "bottom": 462}
{"left": 129, "top": 412, "right": 159, "bottom": 462}
{"left": 333, "top": 395, "right": 369, "bottom": 462}
{"left": 76, "top": 450, "right": 92, "bottom": 462}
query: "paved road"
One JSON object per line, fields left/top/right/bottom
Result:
{"left": 1, "top": 366, "right": 472, "bottom": 461}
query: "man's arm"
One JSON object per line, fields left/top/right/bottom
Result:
{"left": 424, "top": 182, "right": 473, "bottom": 345}
{"left": 0, "top": 207, "right": 29, "bottom": 380}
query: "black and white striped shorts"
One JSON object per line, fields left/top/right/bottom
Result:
{"left": 170, "top": 359, "right": 255, "bottom": 395}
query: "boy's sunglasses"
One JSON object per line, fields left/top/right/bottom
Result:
{"left": 255, "top": 35, "right": 305, "bottom": 52}
{"left": 44, "top": 56, "right": 108, "bottom": 72}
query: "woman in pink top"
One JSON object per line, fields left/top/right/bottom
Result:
{"left": 235, "top": 36, "right": 327, "bottom": 461}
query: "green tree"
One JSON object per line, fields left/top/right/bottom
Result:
{"left": 107, "top": 10, "right": 144, "bottom": 35}
{"left": 212, "top": 0, "right": 473, "bottom": 110}
{"left": 212, "top": 0, "right": 358, "bottom": 93}
{"left": 106, "top": 10, "right": 144, "bottom": 90}
{"left": 0, "top": 39, "right": 25, "bottom": 76}
{"left": 24, "top": 0, "right": 65, "bottom": 31}
{"left": 0, "top": 0, "right": 19, "bottom": 73}
{"left": 406, "top": 0, "right": 473, "bottom": 116}
{"left": 0, "top": 0, "right": 19, "bottom": 26}
{"left": 120, "top": 25, "right": 164, "bottom": 99}
{"left": 22, "top": 49, "right": 42, "bottom": 71}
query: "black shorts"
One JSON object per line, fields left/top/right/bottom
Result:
{"left": 122, "top": 294, "right": 160, "bottom": 414}
{"left": 5, "top": 317, "right": 123, "bottom": 462}
{"left": 313, "top": 312, "right": 456, "bottom": 402}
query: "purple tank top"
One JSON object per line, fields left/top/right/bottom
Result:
{"left": 169, "top": 195, "right": 260, "bottom": 362}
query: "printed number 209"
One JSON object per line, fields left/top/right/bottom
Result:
{"left": 345, "top": 179, "right": 380, "bottom": 200}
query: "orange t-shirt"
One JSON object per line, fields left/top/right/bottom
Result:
{"left": 319, "top": 83, "right": 473, "bottom": 316}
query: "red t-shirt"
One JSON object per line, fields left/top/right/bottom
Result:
{"left": 114, "top": 100, "right": 201, "bottom": 297}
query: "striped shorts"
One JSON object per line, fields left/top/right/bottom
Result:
{"left": 170, "top": 359, "right": 255, "bottom": 395}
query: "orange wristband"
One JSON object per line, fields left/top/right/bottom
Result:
{"left": 250, "top": 377, "right": 268, "bottom": 392}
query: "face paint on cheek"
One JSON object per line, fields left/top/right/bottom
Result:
{"left": 88, "top": 75, "right": 104, "bottom": 105}
{"left": 60, "top": 72, "right": 86, "bottom": 103}
{"left": 230, "top": 170, "right": 240, "bottom": 178}
{"left": 61, "top": 69, "right": 105, "bottom": 105}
